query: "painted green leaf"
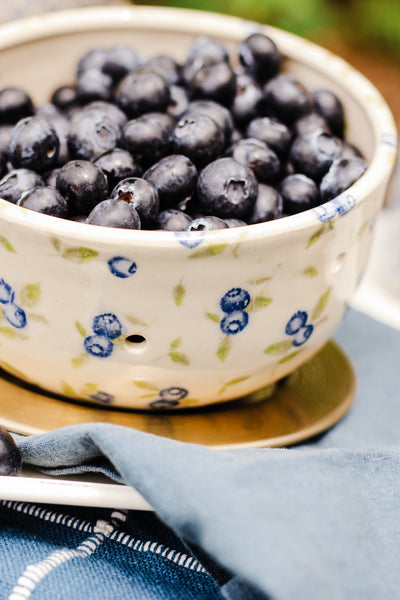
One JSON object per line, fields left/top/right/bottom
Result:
{"left": 312, "top": 287, "right": 331, "bottom": 321}
{"left": 279, "top": 350, "right": 302, "bottom": 364}
{"left": 218, "top": 375, "right": 250, "bottom": 395}
{"left": 170, "top": 337, "right": 182, "bottom": 349}
{"left": 75, "top": 321, "right": 86, "bottom": 337}
{"left": 132, "top": 380, "right": 159, "bottom": 391}
{"left": 81, "top": 382, "right": 98, "bottom": 394}
{"left": 306, "top": 226, "right": 324, "bottom": 249}
{"left": 60, "top": 380, "right": 76, "bottom": 396}
{"left": 112, "top": 335, "right": 127, "bottom": 347}
{"left": 0, "top": 235, "right": 16, "bottom": 253}
{"left": 62, "top": 246, "right": 99, "bottom": 263}
{"left": 188, "top": 243, "right": 227, "bottom": 259}
{"left": 125, "top": 315, "right": 148, "bottom": 327}
{"left": 217, "top": 335, "right": 231, "bottom": 362}
{"left": 173, "top": 282, "right": 185, "bottom": 306}
{"left": 0, "top": 360, "right": 28, "bottom": 381}
{"left": 303, "top": 266, "right": 319, "bottom": 277}
{"left": 206, "top": 312, "right": 220, "bottom": 323}
{"left": 247, "top": 277, "right": 272, "bottom": 285}
{"left": 50, "top": 236, "right": 61, "bottom": 253}
{"left": 71, "top": 353, "right": 88, "bottom": 369}
{"left": 20, "top": 283, "right": 41, "bottom": 307}
{"left": 0, "top": 326, "right": 15, "bottom": 338}
{"left": 264, "top": 339, "right": 293, "bottom": 355}
{"left": 169, "top": 351, "right": 190, "bottom": 365}
{"left": 140, "top": 392, "right": 159, "bottom": 399}
{"left": 27, "top": 313, "right": 49, "bottom": 325}
{"left": 248, "top": 296, "right": 273, "bottom": 312}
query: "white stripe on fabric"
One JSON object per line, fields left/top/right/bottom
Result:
{"left": 0, "top": 501, "right": 92, "bottom": 533}
{"left": 7, "top": 514, "right": 125, "bottom": 600}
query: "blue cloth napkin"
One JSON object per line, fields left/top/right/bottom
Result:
{"left": 1, "top": 308, "right": 400, "bottom": 600}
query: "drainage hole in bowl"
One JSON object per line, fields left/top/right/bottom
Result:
{"left": 125, "top": 334, "right": 147, "bottom": 353}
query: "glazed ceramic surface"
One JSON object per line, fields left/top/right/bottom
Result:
{"left": 0, "top": 7, "right": 397, "bottom": 409}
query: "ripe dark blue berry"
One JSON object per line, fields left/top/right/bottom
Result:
{"left": 228, "top": 138, "right": 281, "bottom": 184}
{"left": 9, "top": 116, "right": 60, "bottom": 172}
{"left": 188, "top": 61, "right": 236, "bottom": 106}
{"left": 94, "top": 148, "right": 142, "bottom": 189}
{"left": 187, "top": 215, "right": 228, "bottom": 231}
{"left": 293, "top": 112, "right": 330, "bottom": 136}
{"left": 246, "top": 116, "right": 292, "bottom": 157}
{"left": 77, "top": 68, "right": 113, "bottom": 103}
{"left": 313, "top": 89, "right": 345, "bottom": 138}
{"left": 278, "top": 173, "right": 320, "bottom": 215}
{"left": 0, "top": 426, "right": 21, "bottom": 476}
{"left": 77, "top": 48, "right": 109, "bottom": 77}
{"left": 110, "top": 177, "right": 159, "bottom": 226}
{"left": 289, "top": 129, "right": 342, "bottom": 181}
{"left": 320, "top": 157, "right": 368, "bottom": 202}
{"left": 18, "top": 185, "right": 68, "bottom": 218}
{"left": 144, "top": 154, "right": 197, "bottom": 208}
{"left": 51, "top": 85, "right": 80, "bottom": 112}
{"left": 248, "top": 183, "right": 283, "bottom": 224}
{"left": 114, "top": 69, "right": 170, "bottom": 118}
{"left": 56, "top": 159, "right": 108, "bottom": 215}
{"left": 0, "top": 168, "right": 44, "bottom": 204}
{"left": 172, "top": 113, "right": 225, "bottom": 167}
{"left": 146, "top": 54, "right": 181, "bottom": 85}
{"left": 238, "top": 33, "right": 281, "bottom": 82}
{"left": 230, "top": 72, "right": 263, "bottom": 125}
{"left": 262, "top": 74, "right": 313, "bottom": 124}
{"left": 197, "top": 157, "right": 258, "bottom": 219}
{"left": 157, "top": 209, "right": 193, "bottom": 231}
{"left": 184, "top": 99, "right": 234, "bottom": 145}
{"left": 68, "top": 109, "right": 121, "bottom": 161}
{"left": 0, "top": 87, "right": 33, "bottom": 124}
{"left": 102, "top": 45, "right": 144, "bottom": 83}
{"left": 167, "top": 85, "right": 190, "bottom": 119}
{"left": 86, "top": 198, "right": 141, "bottom": 229}
{"left": 121, "top": 114, "right": 171, "bottom": 167}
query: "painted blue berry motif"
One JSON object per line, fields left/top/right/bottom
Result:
{"left": 92, "top": 313, "right": 122, "bottom": 339}
{"left": 220, "top": 287, "right": 251, "bottom": 313}
{"left": 0, "top": 279, "right": 13, "bottom": 304}
{"left": 285, "top": 311, "right": 308, "bottom": 336}
{"left": 84, "top": 334, "right": 113, "bottom": 358}
{"left": 89, "top": 390, "right": 114, "bottom": 403}
{"left": 174, "top": 231, "right": 204, "bottom": 248}
{"left": 221, "top": 310, "right": 249, "bottom": 335}
{"left": 285, "top": 310, "right": 314, "bottom": 347}
{"left": 108, "top": 256, "right": 137, "bottom": 278}
{"left": 0, "top": 278, "right": 27, "bottom": 329}
{"left": 150, "top": 386, "right": 188, "bottom": 409}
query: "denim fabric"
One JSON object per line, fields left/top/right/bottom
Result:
{"left": 2, "top": 308, "right": 400, "bottom": 600}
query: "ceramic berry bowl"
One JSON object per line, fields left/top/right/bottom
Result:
{"left": 0, "top": 6, "right": 396, "bottom": 410}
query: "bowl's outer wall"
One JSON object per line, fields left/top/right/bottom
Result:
{"left": 0, "top": 7, "right": 396, "bottom": 409}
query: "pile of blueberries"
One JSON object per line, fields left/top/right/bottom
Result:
{"left": 0, "top": 33, "right": 368, "bottom": 230}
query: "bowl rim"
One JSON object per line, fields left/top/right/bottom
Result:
{"left": 0, "top": 4, "right": 397, "bottom": 248}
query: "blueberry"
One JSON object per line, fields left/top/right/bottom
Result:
{"left": 313, "top": 89, "right": 345, "bottom": 138}
{"left": 230, "top": 72, "right": 263, "bottom": 125}
{"left": 220, "top": 287, "right": 250, "bottom": 313}
{"left": 35, "top": 103, "right": 70, "bottom": 165}
{"left": 92, "top": 313, "right": 123, "bottom": 339}
{"left": 261, "top": 74, "right": 313, "bottom": 124}
{"left": 142, "top": 112, "right": 175, "bottom": 134}
{"left": 293, "top": 112, "right": 331, "bottom": 137}
{"left": 188, "top": 61, "right": 236, "bottom": 106}
{"left": 220, "top": 310, "right": 249, "bottom": 335}
{"left": 120, "top": 114, "right": 171, "bottom": 167}
{"left": 85, "top": 198, "right": 141, "bottom": 229}
{"left": 248, "top": 183, "right": 283, "bottom": 224}
{"left": 77, "top": 68, "right": 113, "bottom": 103}
{"left": 44, "top": 168, "right": 61, "bottom": 188}
{"left": 167, "top": 85, "right": 190, "bottom": 119}
{"left": 110, "top": 177, "right": 159, "bottom": 226}
{"left": 3, "top": 302, "right": 26, "bottom": 329}
{"left": 51, "top": 85, "right": 80, "bottom": 112}
{"left": 0, "top": 279, "right": 13, "bottom": 304}
{"left": 77, "top": 101, "right": 128, "bottom": 129}
{"left": 84, "top": 334, "right": 113, "bottom": 358}
{"left": 102, "top": 45, "right": 144, "bottom": 83}
{"left": 56, "top": 160, "right": 108, "bottom": 215}
{"left": 340, "top": 142, "right": 364, "bottom": 160}
{"left": 184, "top": 99, "right": 234, "bottom": 145}
{"left": 159, "top": 386, "right": 188, "bottom": 400}
{"left": 144, "top": 154, "right": 197, "bottom": 208}
{"left": 197, "top": 157, "right": 258, "bottom": 219}
{"left": 94, "top": 148, "right": 142, "bottom": 189}
{"left": 238, "top": 33, "right": 281, "bottom": 82}
{"left": 0, "top": 87, "right": 34, "bottom": 124}
{"left": 285, "top": 310, "right": 308, "bottom": 335}
{"left": 146, "top": 55, "right": 181, "bottom": 85}
{"left": 0, "top": 168, "right": 44, "bottom": 204}
{"left": 157, "top": 209, "right": 193, "bottom": 231}
{"left": 228, "top": 138, "right": 281, "bottom": 184}
{"left": 0, "top": 426, "right": 22, "bottom": 476}
{"left": 289, "top": 129, "right": 342, "bottom": 181}
{"left": 171, "top": 113, "right": 225, "bottom": 168}
{"left": 107, "top": 256, "right": 137, "bottom": 278}
{"left": 68, "top": 109, "right": 121, "bottom": 161}
{"left": 114, "top": 69, "right": 170, "bottom": 118}
{"left": 9, "top": 116, "right": 59, "bottom": 172}
{"left": 187, "top": 215, "right": 228, "bottom": 231}
{"left": 17, "top": 185, "right": 68, "bottom": 218}
{"left": 77, "top": 48, "right": 109, "bottom": 77}
{"left": 185, "top": 37, "right": 229, "bottom": 70}
{"left": 278, "top": 174, "right": 320, "bottom": 215}
{"left": 320, "top": 157, "right": 368, "bottom": 202}
{"left": 224, "top": 218, "right": 247, "bottom": 228}
{"left": 0, "top": 152, "right": 7, "bottom": 180}
{"left": 0, "top": 124, "right": 14, "bottom": 155}
{"left": 292, "top": 324, "right": 314, "bottom": 346}
{"left": 246, "top": 116, "right": 292, "bottom": 157}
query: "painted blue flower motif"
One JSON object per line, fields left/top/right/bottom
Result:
{"left": 89, "top": 391, "right": 114, "bottom": 403}
{"left": 220, "top": 287, "right": 251, "bottom": 313}
{"left": 149, "top": 386, "right": 189, "bottom": 409}
{"left": 108, "top": 256, "right": 137, "bottom": 278}
{"left": 3, "top": 302, "right": 26, "bottom": 329}
{"left": 313, "top": 194, "right": 356, "bottom": 223}
{"left": 0, "top": 279, "right": 13, "bottom": 304}
{"left": 174, "top": 231, "right": 204, "bottom": 248}
{"left": 285, "top": 311, "right": 308, "bottom": 336}
{"left": 285, "top": 311, "right": 314, "bottom": 347}
{"left": 84, "top": 334, "right": 113, "bottom": 358}
{"left": 221, "top": 310, "right": 249, "bottom": 335}
{"left": 92, "top": 313, "right": 122, "bottom": 339}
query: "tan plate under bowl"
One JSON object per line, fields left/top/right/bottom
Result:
{"left": 0, "top": 340, "right": 355, "bottom": 448}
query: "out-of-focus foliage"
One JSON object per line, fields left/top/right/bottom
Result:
{"left": 135, "top": 0, "right": 400, "bottom": 59}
